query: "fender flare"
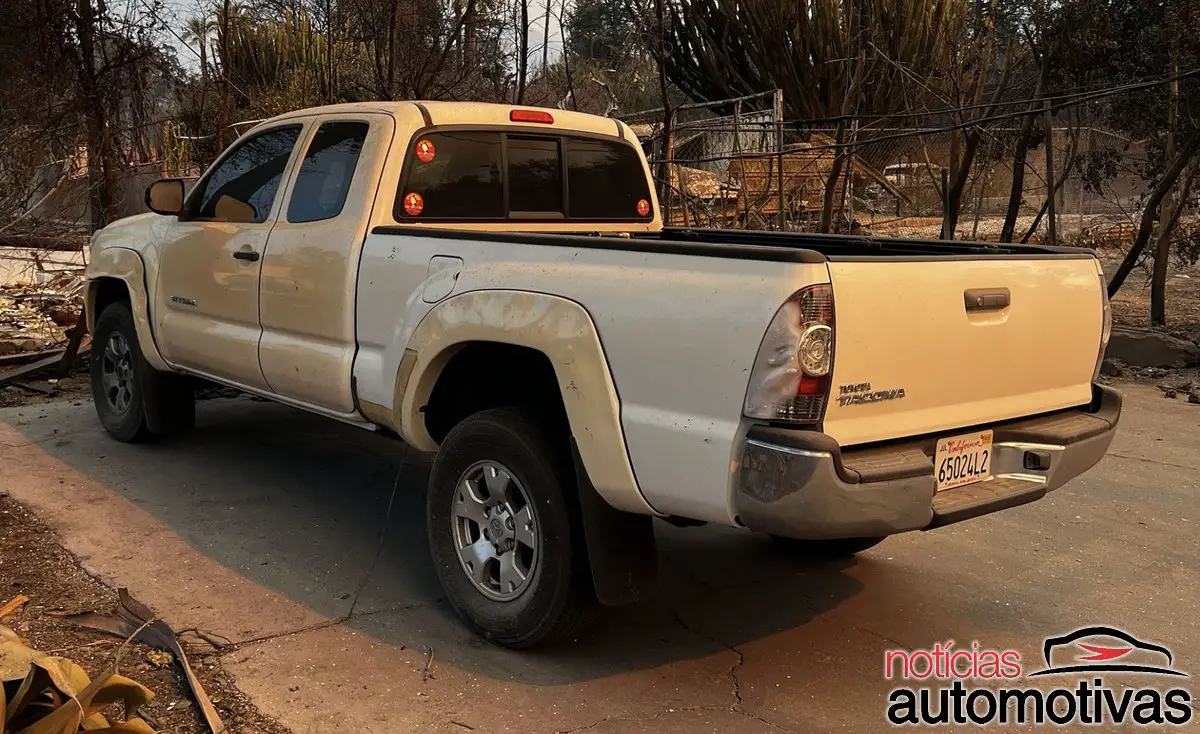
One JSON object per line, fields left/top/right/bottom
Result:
{"left": 85, "top": 248, "right": 170, "bottom": 372}
{"left": 395, "top": 289, "right": 658, "bottom": 517}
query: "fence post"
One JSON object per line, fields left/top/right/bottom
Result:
{"left": 734, "top": 101, "right": 746, "bottom": 226}
{"left": 775, "top": 89, "right": 785, "bottom": 230}
{"left": 660, "top": 108, "right": 677, "bottom": 226}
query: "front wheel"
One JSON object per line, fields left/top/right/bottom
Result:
{"left": 91, "top": 303, "right": 153, "bottom": 442}
{"left": 91, "top": 302, "right": 194, "bottom": 442}
{"left": 427, "top": 408, "right": 596, "bottom": 648}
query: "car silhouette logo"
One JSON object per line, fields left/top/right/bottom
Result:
{"left": 1029, "top": 626, "right": 1187, "bottom": 677}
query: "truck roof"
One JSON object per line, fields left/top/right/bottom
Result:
{"left": 262, "top": 101, "right": 631, "bottom": 139}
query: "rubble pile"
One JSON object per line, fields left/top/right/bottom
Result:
{"left": 0, "top": 272, "right": 85, "bottom": 362}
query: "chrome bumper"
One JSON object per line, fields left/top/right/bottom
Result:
{"left": 732, "top": 385, "right": 1121, "bottom": 540}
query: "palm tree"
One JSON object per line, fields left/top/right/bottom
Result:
{"left": 183, "top": 15, "right": 216, "bottom": 86}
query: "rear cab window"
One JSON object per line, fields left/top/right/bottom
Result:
{"left": 288, "top": 121, "right": 370, "bottom": 223}
{"left": 395, "top": 129, "right": 652, "bottom": 224}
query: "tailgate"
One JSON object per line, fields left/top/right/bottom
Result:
{"left": 822, "top": 255, "right": 1103, "bottom": 447}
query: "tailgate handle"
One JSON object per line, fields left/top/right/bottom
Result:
{"left": 964, "top": 288, "right": 1010, "bottom": 311}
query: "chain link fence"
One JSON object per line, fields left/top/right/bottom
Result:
{"left": 623, "top": 92, "right": 1164, "bottom": 246}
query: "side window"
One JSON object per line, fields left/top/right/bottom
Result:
{"left": 191, "top": 126, "right": 302, "bottom": 222}
{"left": 507, "top": 135, "right": 562, "bottom": 214}
{"left": 567, "top": 138, "right": 653, "bottom": 219}
{"left": 397, "top": 132, "right": 504, "bottom": 219}
{"left": 287, "top": 121, "right": 370, "bottom": 224}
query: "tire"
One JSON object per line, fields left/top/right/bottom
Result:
{"left": 769, "top": 535, "right": 887, "bottom": 558}
{"left": 427, "top": 408, "right": 597, "bottom": 648}
{"left": 91, "top": 302, "right": 194, "bottom": 442}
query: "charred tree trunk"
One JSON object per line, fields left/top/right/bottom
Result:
{"left": 942, "top": 38, "right": 1012, "bottom": 241}
{"left": 1000, "top": 56, "right": 1050, "bottom": 243}
{"left": 1107, "top": 135, "right": 1200, "bottom": 298}
{"left": 1150, "top": 57, "right": 1181, "bottom": 326}
{"left": 820, "top": 123, "right": 847, "bottom": 233}
{"left": 72, "top": 0, "right": 115, "bottom": 230}
{"left": 464, "top": 0, "right": 478, "bottom": 66}
{"left": 1020, "top": 120, "right": 1083, "bottom": 243}
{"left": 516, "top": 0, "right": 529, "bottom": 104}
{"left": 941, "top": 129, "right": 981, "bottom": 240}
{"left": 541, "top": 0, "right": 551, "bottom": 72}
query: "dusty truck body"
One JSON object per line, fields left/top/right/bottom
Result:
{"left": 84, "top": 101, "right": 1120, "bottom": 647}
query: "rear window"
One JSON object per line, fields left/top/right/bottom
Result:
{"left": 567, "top": 138, "right": 652, "bottom": 219}
{"left": 507, "top": 136, "right": 563, "bottom": 214}
{"left": 395, "top": 129, "right": 652, "bottom": 222}
{"left": 400, "top": 132, "right": 504, "bottom": 219}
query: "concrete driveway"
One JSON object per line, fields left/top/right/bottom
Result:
{"left": 1, "top": 383, "right": 1196, "bottom": 732}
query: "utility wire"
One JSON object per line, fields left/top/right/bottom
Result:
{"left": 780, "top": 63, "right": 1200, "bottom": 127}
{"left": 665, "top": 66, "right": 1200, "bottom": 164}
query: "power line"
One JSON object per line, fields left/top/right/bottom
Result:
{"left": 796, "top": 63, "right": 1200, "bottom": 127}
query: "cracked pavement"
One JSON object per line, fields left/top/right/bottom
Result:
{"left": 0, "top": 382, "right": 1196, "bottom": 732}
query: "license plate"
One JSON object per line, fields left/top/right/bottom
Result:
{"left": 934, "top": 430, "right": 993, "bottom": 491}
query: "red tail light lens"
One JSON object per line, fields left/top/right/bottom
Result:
{"left": 510, "top": 109, "right": 554, "bottom": 124}
{"left": 743, "top": 284, "right": 835, "bottom": 423}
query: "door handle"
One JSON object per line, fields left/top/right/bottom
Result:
{"left": 232, "top": 249, "right": 260, "bottom": 262}
{"left": 964, "top": 288, "right": 1010, "bottom": 311}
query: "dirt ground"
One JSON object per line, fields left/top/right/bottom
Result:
{"left": 1, "top": 383, "right": 1195, "bottom": 733}
{"left": 0, "top": 491, "right": 288, "bottom": 734}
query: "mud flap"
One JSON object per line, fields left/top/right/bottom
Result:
{"left": 141, "top": 368, "right": 195, "bottom": 437}
{"left": 571, "top": 439, "right": 657, "bottom": 606}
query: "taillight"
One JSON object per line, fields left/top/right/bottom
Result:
{"left": 510, "top": 109, "right": 554, "bottom": 124}
{"left": 744, "top": 284, "right": 835, "bottom": 423}
{"left": 1093, "top": 259, "right": 1112, "bottom": 380}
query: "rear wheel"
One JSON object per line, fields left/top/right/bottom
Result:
{"left": 427, "top": 408, "right": 596, "bottom": 648}
{"left": 769, "top": 535, "right": 887, "bottom": 558}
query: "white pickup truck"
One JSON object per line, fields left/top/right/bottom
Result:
{"left": 85, "top": 101, "right": 1120, "bottom": 647}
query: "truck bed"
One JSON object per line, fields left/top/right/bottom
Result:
{"left": 360, "top": 223, "right": 1104, "bottom": 522}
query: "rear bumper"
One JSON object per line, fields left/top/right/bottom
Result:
{"left": 732, "top": 384, "right": 1121, "bottom": 540}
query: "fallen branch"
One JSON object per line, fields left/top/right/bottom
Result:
{"left": 0, "top": 344, "right": 88, "bottom": 386}
{"left": 10, "top": 382, "right": 57, "bottom": 396}
{"left": 0, "top": 348, "right": 66, "bottom": 369}
{"left": 0, "top": 594, "right": 29, "bottom": 619}
{"left": 65, "top": 588, "right": 225, "bottom": 734}
{"left": 422, "top": 645, "right": 435, "bottom": 682}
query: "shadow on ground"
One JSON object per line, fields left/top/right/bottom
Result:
{"left": 7, "top": 397, "right": 937, "bottom": 686}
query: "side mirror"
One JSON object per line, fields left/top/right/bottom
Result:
{"left": 145, "top": 178, "right": 185, "bottom": 216}
{"left": 213, "top": 195, "right": 257, "bottom": 223}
